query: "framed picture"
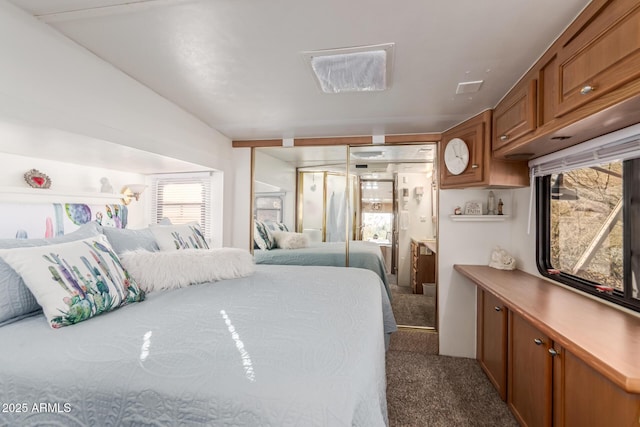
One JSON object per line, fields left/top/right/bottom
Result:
{"left": 464, "top": 201, "right": 483, "bottom": 215}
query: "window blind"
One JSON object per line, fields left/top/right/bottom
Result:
{"left": 529, "top": 123, "right": 640, "bottom": 177}
{"left": 525, "top": 123, "right": 640, "bottom": 234}
{"left": 150, "top": 173, "right": 213, "bottom": 241}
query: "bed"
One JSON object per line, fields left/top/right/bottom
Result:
{"left": 0, "top": 264, "right": 396, "bottom": 426}
{"left": 254, "top": 240, "right": 392, "bottom": 299}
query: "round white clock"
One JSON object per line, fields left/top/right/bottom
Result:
{"left": 444, "top": 137, "right": 469, "bottom": 175}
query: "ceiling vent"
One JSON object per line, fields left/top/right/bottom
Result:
{"left": 456, "top": 80, "right": 484, "bottom": 94}
{"left": 302, "top": 43, "right": 394, "bottom": 94}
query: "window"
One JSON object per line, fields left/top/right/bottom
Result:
{"left": 534, "top": 126, "right": 640, "bottom": 312}
{"left": 151, "top": 173, "right": 213, "bottom": 241}
{"left": 254, "top": 193, "right": 284, "bottom": 223}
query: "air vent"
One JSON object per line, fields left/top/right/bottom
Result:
{"left": 456, "top": 80, "right": 484, "bottom": 94}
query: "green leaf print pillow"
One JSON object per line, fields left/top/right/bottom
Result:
{"left": 0, "top": 234, "right": 145, "bottom": 328}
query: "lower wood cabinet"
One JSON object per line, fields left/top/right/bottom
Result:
{"left": 508, "top": 312, "right": 553, "bottom": 427}
{"left": 553, "top": 346, "right": 640, "bottom": 427}
{"left": 477, "top": 289, "right": 508, "bottom": 401}
{"left": 478, "top": 294, "right": 640, "bottom": 427}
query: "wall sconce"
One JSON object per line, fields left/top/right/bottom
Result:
{"left": 121, "top": 184, "right": 147, "bottom": 205}
{"left": 414, "top": 186, "right": 424, "bottom": 202}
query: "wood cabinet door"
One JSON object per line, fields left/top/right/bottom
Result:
{"left": 556, "top": 0, "right": 640, "bottom": 117}
{"left": 508, "top": 312, "right": 553, "bottom": 427}
{"left": 493, "top": 79, "right": 537, "bottom": 151}
{"left": 477, "top": 290, "right": 508, "bottom": 401}
{"left": 439, "top": 112, "right": 487, "bottom": 188}
{"left": 553, "top": 345, "right": 640, "bottom": 427}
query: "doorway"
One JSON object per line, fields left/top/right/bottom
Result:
{"left": 360, "top": 179, "right": 395, "bottom": 274}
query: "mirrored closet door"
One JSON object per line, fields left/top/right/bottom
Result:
{"left": 252, "top": 143, "right": 438, "bottom": 329}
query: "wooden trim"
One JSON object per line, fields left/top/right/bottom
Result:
{"left": 455, "top": 264, "right": 640, "bottom": 394}
{"left": 232, "top": 133, "right": 441, "bottom": 148}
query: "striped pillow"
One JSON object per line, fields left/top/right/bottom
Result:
{"left": 254, "top": 220, "right": 275, "bottom": 250}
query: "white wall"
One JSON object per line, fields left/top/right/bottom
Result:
{"left": 232, "top": 148, "right": 252, "bottom": 250}
{"left": 0, "top": 152, "right": 146, "bottom": 228}
{"left": 0, "top": 1, "right": 242, "bottom": 247}
{"left": 437, "top": 188, "right": 514, "bottom": 358}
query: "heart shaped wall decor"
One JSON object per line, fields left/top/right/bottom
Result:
{"left": 24, "top": 169, "right": 52, "bottom": 189}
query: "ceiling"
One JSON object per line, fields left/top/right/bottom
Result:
{"left": 9, "top": 0, "right": 592, "bottom": 141}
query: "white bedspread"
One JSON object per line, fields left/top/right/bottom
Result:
{"left": 0, "top": 265, "right": 394, "bottom": 426}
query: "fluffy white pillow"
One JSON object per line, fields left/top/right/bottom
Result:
{"left": 120, "top": 248, "right": 255, "bottom": 292}
{"left": 0, "top": 235, "right": 145, "bottom": 329}
{"left": 150, "top": 223, "right": 209, "bottom": 251}
{"left": 273, "top": 231, "right": 309, "bottom": 249}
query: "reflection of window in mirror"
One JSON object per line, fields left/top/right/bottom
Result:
{"left": 254, "top": 193, "right": 284, "bottom": 223}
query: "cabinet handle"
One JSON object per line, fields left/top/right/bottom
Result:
{"left": 500, "top": 135, "right": 508, "bottom": 141}
{"left": 534, "top": 338, "right": 544, "bottom": 346}
{"left": 494, "top": 306, "right": 502, "bottom": 312}
{"left": 471, "top": 164, "right": 479, "bottom": 169}
{"left": 580, "top": 85, "right": 595, "bottom": 95}
{"left": 548, "top": 348, "right": 559, "bottom": 357}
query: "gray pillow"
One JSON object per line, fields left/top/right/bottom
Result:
{"left": 102, "top": 226, "right": 160, "bottom": 254}
{"left": 0, "top": 221, "right": 103, "bottom": 326}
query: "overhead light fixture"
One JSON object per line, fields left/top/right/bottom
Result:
{"left": 302, "top": 43, "right": 394, "bottom": 94}
{"left": 121, "top": 184, "right": 147, "bottom": 205}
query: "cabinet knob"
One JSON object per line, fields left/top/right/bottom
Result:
{"left": 494, "top": 306, "right": 502, "bottom": 312}
{"left": 580, "top": 85, "right": 595, "bottom": 95}
{"left": 534, "top": 338, "right": 544, "bottom": 346}
{"left": 548, "top": 348, "right": 559, "bottom": 357}
{"left": 471, "top": 164, "right": 479, "bottom": 169}
{"left": 500, "top": 135, "right": 509, "bottom": 141}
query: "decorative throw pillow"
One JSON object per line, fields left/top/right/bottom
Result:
{"left": 0, "top": 221, "right": 103, "bottom": 326}
{"left": 103, "top": 226, "right": 160, "bottom": 255}
{"left": 272, "top": 231, "right": 310, "bottom": 249}
{"left": 0, "top": 234, "right": 145, "bottom": 329}
{"left": 150, "top": 223, "right": 209, "bottom": 251}
{"left": 263, "top": 220, "right": 289, "bottom": 232}
{"left": 120, "top": 248, "right": 255, "bottom": 292}
{"left": 254, "top": 220, "right": 275, "bottom": 250}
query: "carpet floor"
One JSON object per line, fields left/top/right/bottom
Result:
{"left": 390, "top": 283, "right": 436, "bottom": 328}
{"left": 386, "top": 331, "right": 518, "bottom": 427}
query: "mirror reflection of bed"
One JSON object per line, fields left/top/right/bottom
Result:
{"left": 252, "top": 144, "right": 437, "bottom": 329}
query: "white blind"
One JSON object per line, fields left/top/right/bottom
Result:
{"left": 150, "top": 173, "right": 213, "bottom": 241}
{"left": 525, "top": 122, "right": 640, "bottom": 234}
{"left": 529, "top": 123, "right": 640, "bottom": 177}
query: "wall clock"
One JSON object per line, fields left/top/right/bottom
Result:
{"left": 443, "top": 138, "right": 469, "bottom": 175}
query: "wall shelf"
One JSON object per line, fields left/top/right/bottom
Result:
{"left": 449, "top": 214, "right": 509, "bottom": 222}
{"left": 0, "top": 186, "right": 123, "bottom": 202}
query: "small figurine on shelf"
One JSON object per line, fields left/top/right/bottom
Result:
{"left": 497, "top": 198, "right": 504, "bottom": 215}
{"left": 100, "top": 177, "right": 114, "bottom": 193}
{"left": 454, "top": 206, "right": 462, "bottom": 215}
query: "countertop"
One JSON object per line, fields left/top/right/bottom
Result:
{"left": 411, "top": 238, "right": 436, "bottom": 254}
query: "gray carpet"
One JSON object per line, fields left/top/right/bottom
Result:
{"left": 386, "top": 332, "right": 518, "bottom": 427}
{"left": 390, "top": 283, "right": 436, "bottom": 328}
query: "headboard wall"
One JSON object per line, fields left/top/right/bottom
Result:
{"left": 0, "top": 203, "right": 127, "bottom": 239}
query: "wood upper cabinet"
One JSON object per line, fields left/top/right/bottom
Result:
{"left": 508, "top": 312, "right": 553, "bottom": 427}
{"left": 553, "top": 345, "right": 640, "bottom": 427}
{"left": 493, "top": 79, "right": 537, "bottom": 152}
{"left": 477, "top": 289, "right": 507, "bottom": 401}
{"left": 439, "top": 110, "right": 528, "bottom": 189}
{"left": 556, "top": 0, "right": 640, "bottom": 117}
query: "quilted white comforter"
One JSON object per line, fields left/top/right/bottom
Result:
{"left": 0, "top": 265, "right": 394, "bottom": 426}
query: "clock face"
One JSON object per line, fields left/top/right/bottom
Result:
{"left": 444, "top": 138, "right": 469, "bottom": 175}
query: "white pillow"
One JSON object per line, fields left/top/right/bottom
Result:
{"left": 120, "top": 248, "right": 255, "bottom": 292}
{"left": 150, "top": 223, "right": 209, "bottom": 251}
{"left": 0, "top": 235, "right": 145, "bottom": 328}
{"left": 273, "top": 231, "right": 310, "bottom": 249}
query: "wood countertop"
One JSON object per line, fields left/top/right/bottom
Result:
{"left": 454, "top": 264, "right": 640, "bottom": 394}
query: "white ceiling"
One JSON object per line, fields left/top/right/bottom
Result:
{"left": 8, "top": 0, "right": 592, "bottom": 141}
